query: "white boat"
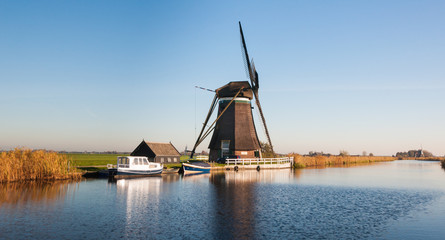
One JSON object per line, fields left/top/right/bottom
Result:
{"left": 113, "top": 156, "right": 163, "bottom": 176}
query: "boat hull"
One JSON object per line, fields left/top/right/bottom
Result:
{"left": 183, "top": 162, "right": 211, "bottom": 174}
{"left": 117, "top": 168, "right": 162, "bottom": 175}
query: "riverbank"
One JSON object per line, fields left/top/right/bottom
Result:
{"left": 401, "top": 157, "right": 445, "bottom": 161}
{"left": 288, "top": 154, "right": 396, "bottom": 168}
{"left": 0, "top": 149, "right": 81, "bottom": 182}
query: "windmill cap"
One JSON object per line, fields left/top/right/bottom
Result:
{"left": 216, "top": 81, "right": 253, "bottom": 99}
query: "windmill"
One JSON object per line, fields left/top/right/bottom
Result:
{"left": 190, "top": 22, "right": 274, "bottom": 161}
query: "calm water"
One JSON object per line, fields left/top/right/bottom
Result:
{"left": 1, "top": 160, "right": 445, "bottom": 239}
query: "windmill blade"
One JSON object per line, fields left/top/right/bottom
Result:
{"left": 190, "top": 87, "right": 246, "bottom": 158}
{"left": 239, "top": 21, "right": 257, "bottom": 90}
{"left": 195, "top": 86, "right": 216, "bottom": 93}
{"left": 240, "top": 37, "right": 250, "bottom": 79}
{"left": 240, "top": 22, "right": 271, "bottom": 154}
{"left": 253, "top": 91, "right": 274, "bottom": 155}
{"left": 251, "top": 60, "right": 259, "bottom": 90}
{"left": 190, "top": 94, "right": 218, "bottom": 159}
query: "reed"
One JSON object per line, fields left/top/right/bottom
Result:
{"left": 288, "top": 153, "right": 396, "bottom": 169}
{"left": 402, "top": 157, "right": 445, "bottom": 161}
{"left": 0, "top": 148, "right": 81, "bottom": 182}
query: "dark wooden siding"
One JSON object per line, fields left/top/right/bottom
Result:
{"left": 209, "top": 100, "right": 260, "bottom": 151}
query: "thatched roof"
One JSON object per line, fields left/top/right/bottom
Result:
{"left": 145, "top": 142, "right": 180, "bottom": 156}
{"left": 131, "top": 141, "right": 180, "bottom": 158}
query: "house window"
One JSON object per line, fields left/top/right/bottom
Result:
{"left": 173, "top": 157, "right": 177, "bottom": 162}
{"left": 168, "top": 157, "right": 171, "bottom": 162}
{"left": 161, "top": 157, "right": 164, "bottom": 163}
{"left": 221, "top": 140, "right": 230, "bottom": 158}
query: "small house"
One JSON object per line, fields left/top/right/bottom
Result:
{"left": 131, "top": 140, "right": 181, "bottom": 163}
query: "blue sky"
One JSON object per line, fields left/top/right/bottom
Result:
{"left": 1, "top": 1, "right": 444, "bottom": 156}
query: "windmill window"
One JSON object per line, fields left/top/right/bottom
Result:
{"left": 221, "top": 140, "right": 230, "bottom": 157}
{"left": 222, "top": 140, "right": 230, "bottom": 149}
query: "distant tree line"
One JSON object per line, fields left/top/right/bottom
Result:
{"left": 307, "top": 151, "right": 331, "bottom": 157}
{"left": 395, "top": 149, "right": 433, "bottom": 158}
{"left": 305, "top": 150, "right": 374, "bottom": 157}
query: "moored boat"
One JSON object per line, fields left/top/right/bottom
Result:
{"left": 182, "top": 161, "right": 211, "bottom": 174}
{"left": 110, "top": 156, "right": 163, "bottom": 177}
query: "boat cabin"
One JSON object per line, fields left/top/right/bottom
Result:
{"left": 117, "top": 156, "right": 161, "bottom": 170}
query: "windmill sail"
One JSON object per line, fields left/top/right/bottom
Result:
{"left": 239, "top": 21, "right": 274, "bottom": 155}
{"left": 192, "top": 22, "right": 274, "bottom": 162}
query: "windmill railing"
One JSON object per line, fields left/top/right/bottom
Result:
{"left": 225, "top": 157, "right": 293, "bottom": 166}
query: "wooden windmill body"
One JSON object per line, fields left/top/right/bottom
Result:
{"left": 190, "top": 22, "right": 274, "bottom": 161}
{"left": 208, "top": 81, "right": 261, "bottom": 161}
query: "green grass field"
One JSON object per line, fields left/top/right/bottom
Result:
{"left": 67, "top": 153, "right": 120, "bottom": 167}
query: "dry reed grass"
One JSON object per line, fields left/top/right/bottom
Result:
{"left": 288, "top": 153, "right": 396, "bottom": 168}
{"left": 0, "top": 148, "right": 81, "bottom": 182}
{"left": 402, "top": 157, "right": 445, "bottom": 161}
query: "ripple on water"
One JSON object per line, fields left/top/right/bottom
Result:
{"left": 253, "top": 185, "right": 440, "bottom": 239}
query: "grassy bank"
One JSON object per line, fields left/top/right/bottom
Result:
{"left": 68, "top": 153, "right": 120, "bottom": 167}
{"left": 0, "top": 149, "right": 81, "bottom": 182}
{"left": 289, "top": 154, "right": 396, "bottom": 168}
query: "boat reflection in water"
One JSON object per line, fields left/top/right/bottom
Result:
{"left": 113, "top": 174, "right": 181, "bottom": 238}
{"left": 181, "top": 172, "right": 211, "bottom": 181}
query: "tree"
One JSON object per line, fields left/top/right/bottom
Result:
{"left": 423, "top": 150, "right": 433, "bottom": 157}
{"left": 362, "top": 151, "right": 367, "bottom": 156}
{"left": 260, "top": 141, "right": 274, "bottom": 158}
{"left": 339, "top": 150, "right": 349, "bottom": 156}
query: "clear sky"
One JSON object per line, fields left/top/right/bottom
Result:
{"left": 1, "top": 1, "right": 444, "bottom": 156}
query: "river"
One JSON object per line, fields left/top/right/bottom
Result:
{"left": 1, "top": 160, "right": 444, "bottom": 239}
